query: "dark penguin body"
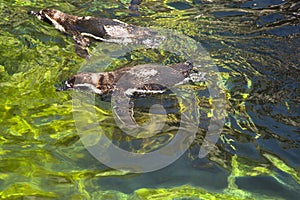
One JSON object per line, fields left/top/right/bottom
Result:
{"left": 30, "top": 9, "right": 206, "bottom": 97}
{"left": 30, "top": 9, "right": 157, "bottom": 58}
{"left": 57, "top": 62, "right": 206, "bottom": 96}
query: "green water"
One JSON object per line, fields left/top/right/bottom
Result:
{"left": 0, "top": 0, "right": 299, "bottom": 199}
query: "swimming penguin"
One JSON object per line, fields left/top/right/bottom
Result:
{"left": 29, "top": 8, "right": 207, "bottom": 97}
{"left": 29, "top": 8, "right": 161, "bottom": 59}
{"left": 57, "top": 62, "right": 206, "bottom": 96}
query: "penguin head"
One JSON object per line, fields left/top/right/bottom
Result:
{"left": 56, "top": 77, "right": 75, "bottom": 91}
{"left": 29, "top": 9, "right": 67, "bottom": 32}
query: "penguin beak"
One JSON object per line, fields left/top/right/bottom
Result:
{"left": 56, "top": 81, "right": 73, "bottom": 91}
{"left": 56, "top": 85, "right": 69, "bottom": 91}
{"left": 28, "top": 9, "right": 52, "bottom": 24}
{"left": 28, "top": 10, "right": 43, "bottom": 20}
{"left": 28, "top": 10, "right": 37, "bottom": 16}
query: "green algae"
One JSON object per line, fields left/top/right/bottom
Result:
{"left": 0, "top": 0, "right": 299, "bottom": 199}
{"left": 263, "top": 153, "right": 300, "bottom": 184}
{"left": 134, "top": 185, "right": 252, "bottom": 200}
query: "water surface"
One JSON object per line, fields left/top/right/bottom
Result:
{"left": 0, "top": 0, "right": 299, "bottom": 199}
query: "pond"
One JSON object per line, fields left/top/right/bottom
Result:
{"left": 0, "top": 0, "right": 299, "bottom": 199}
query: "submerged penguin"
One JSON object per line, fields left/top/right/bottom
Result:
{"left": 57, "top": 62, "right": 206, "bottom": 96}
{"left": 29, "top": 9, "right": 206, "bottom": 96}
{"left": 29, "top": 9, "right": 162, "bottom": 59}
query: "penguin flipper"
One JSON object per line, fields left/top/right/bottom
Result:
{"left": 73, "top": 34, "right": 90, "bottom": 59}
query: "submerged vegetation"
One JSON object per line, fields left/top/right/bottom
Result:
{"left": 0, "top": 0, "right": 299, "bottom": 199}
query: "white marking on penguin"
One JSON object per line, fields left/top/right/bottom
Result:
{"left": 65, "top": 80, "right": 72, "bottom": 88}
{"left": 91, "top": 73, "right": 101, "bottom": 85}
{"left": 81, "top": 32, "right": 133, "bottom": 44}
{"left": 81, "top": 32, "right": 105, "bottom": 41}
{"left": 74, "top": 83, "right": 103, "bottom": 94}
{"left": 112, "top": 19, "right": 128, "bottom": 25}
{"left": 124, "top": 88, "right": 165, "bottom": 96}
{"left": 37, "top": 13, "right": 43, "bottom": 20}
{"left": 53, "top": 11, "right": 61, "bottom": 20}
{"left": 130, "top": 69, "right": 158, "bottom": 81}
{"left": 45, "top": 14, "right": 66, "bottom": 32}
{"left": 104, "top": 25, "right": 134, "bottom": 38}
